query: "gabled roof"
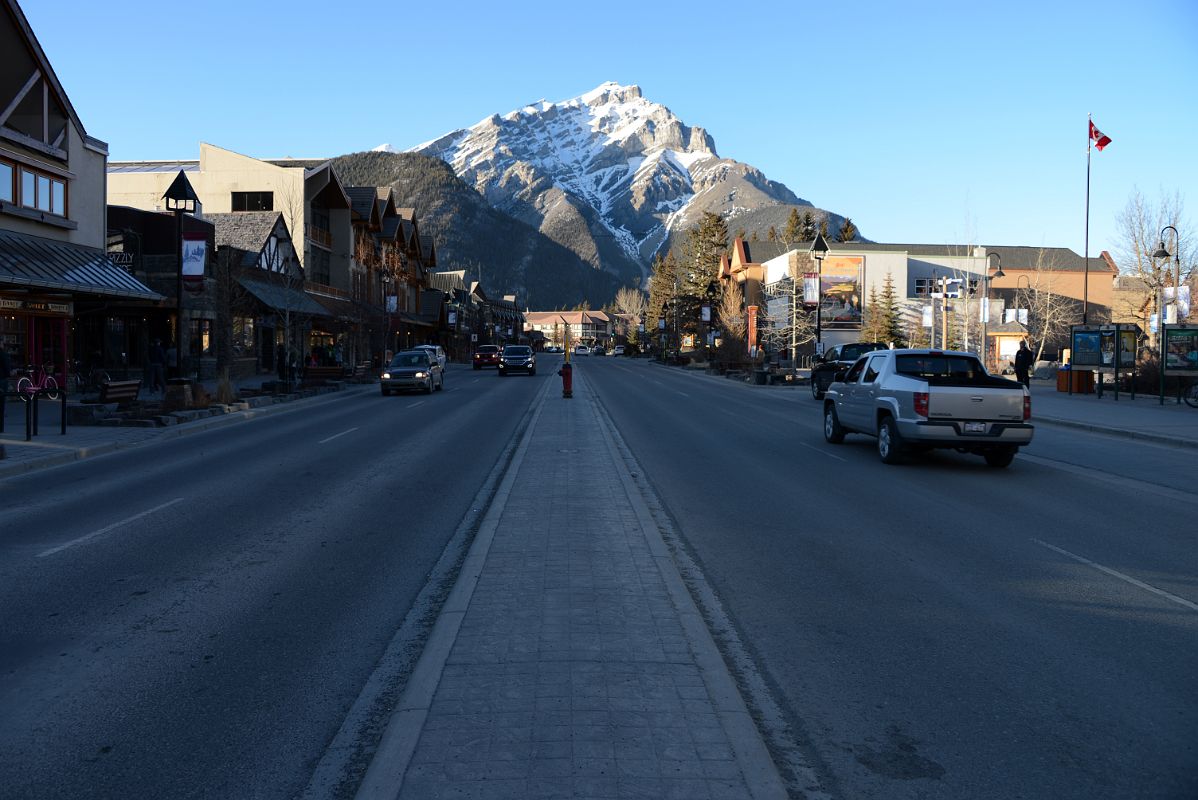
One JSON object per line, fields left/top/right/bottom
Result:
{"left": 429, "top": 270, "right": 467, "bottom": 293}
{"left": 206, "top": 212, "right": 288, "bottom": 252}
{"left": 396, "top": 207, "right": 416, "bottom": 221}
{"left": 419, "top": 235, "right": 436, "bottom": 267}
{"left": 2, "top": 0, "right": 107, "bottom": 154}
{"left": 379, "top": 216, "right": 402, "bottom": 241}
{"left": 345, "top": 187, "right": 382, "bottom": 225}
{"left": 305, "top": 162, "right": 352, "bottom": 210}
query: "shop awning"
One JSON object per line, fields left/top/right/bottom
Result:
{"left": 238, "top": 275, "right": 327, "bottom": 315}
{"left": 0, "top": 230, "right": 162, "bottom": 300}
{"left": 307, "top": 290, "right": 360, "bottom": 323}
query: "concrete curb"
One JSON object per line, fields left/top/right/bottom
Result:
{"left": 1032, "top": 414, "right": 1198, "bottom": 450}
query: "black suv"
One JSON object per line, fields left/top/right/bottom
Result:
{"left": 498, "top": 345, "right": 536, "bottom": 376}
{"left": 809, "top": 341, "right": 887, "bottom": 399}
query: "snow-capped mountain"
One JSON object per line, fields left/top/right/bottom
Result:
{"left": 411, "top": 82, "right": 816, "bottom": 285}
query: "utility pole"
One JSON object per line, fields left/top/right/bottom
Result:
{"left": 942, "top": 277, "right": 949, "bottom": 350}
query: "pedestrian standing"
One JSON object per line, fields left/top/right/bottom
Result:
{"left": 148, "top": 338, "right": 167, "bottom": 393}
{"left": 1014, "top": 340, "right": 1034, "bottom": 387}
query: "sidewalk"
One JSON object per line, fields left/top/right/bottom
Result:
{"left": 0, "top": 374, "right": 369, "bottom": 478}
{"left": 1026, "top": 378, "right": 1198, "bottom": 449}
{"left": 357, "top": 370, "right": 788, "bottom": 800}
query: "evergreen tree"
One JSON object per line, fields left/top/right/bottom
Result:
{"left": 735, "top": 227, "right": 747, "bottom": 241}
{"left": 647, "top": 251, "right": 680, "bottom": 343}
{"left": 801, "top": 211, "right": 816, "bottom": 240}
{"left": 837, "top": 217, "right": 858, "bottom": 243}
{"left": 861, "top": 285, "right": 885, "bottom": 342}
{"left": 877, "top": 272, "right": 905, "bottom": 345}
{"left": 675, "top": 213, "right": 728, "bottom": 346}
{"left": 819, "top": 218, "right": 829, "bottom": 238}
{"left": 767, "top": 226, "right": 778, "bottom": 242}
{"left": 749, "top": 230, "right": 759, "bottom": 242}
{"left": 782, "top": 208, "right": 803, "bottom": 242}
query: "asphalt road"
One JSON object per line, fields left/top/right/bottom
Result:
{"left": 0, "top": 364, "right": 545, "bottom": 800}
{"left": 584, "top": 355, "right": 1198, "bottom": 800}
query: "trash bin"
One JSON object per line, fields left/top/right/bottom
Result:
{"left": 753, "top": 369, "right": 769, "bottom": 385}
{"left": 1056, "top": 366, "right": 1093, "bottom": 393}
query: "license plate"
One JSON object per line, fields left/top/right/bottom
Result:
{"left": 964, "top": 422, "right": 986, "bottom": 434}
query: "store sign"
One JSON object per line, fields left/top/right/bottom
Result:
{"left": 182, "top": 233, "right": 207, "bottom": 285}
{"left": 0, "top": 297, "right": 72, "bottom": 315}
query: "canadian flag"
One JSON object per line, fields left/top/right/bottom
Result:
{"left": 1089, "top": 120, "right": 1112, "bottom": 151}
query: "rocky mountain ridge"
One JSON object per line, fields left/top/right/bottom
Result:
{"left": 410, "top": 82, "right": 850, "bottom": 287}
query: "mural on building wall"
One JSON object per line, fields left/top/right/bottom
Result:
{"left": 820, "top": 256, "right": 863, "bottom": 330}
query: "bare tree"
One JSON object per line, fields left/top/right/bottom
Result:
{"left": 1113, "top": 188, "right": 1193, "bottom": 330}
{"left": 1016, "top": 249, "right": 1078, "bottom": 362}
{"left": 716, "top": 280, "right": 747, "bottom": 364}
{"left": 611, "top": 286, "right": 647, "bottom": 346}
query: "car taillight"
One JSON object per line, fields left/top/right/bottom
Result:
{"left": 1024, "top": 395, "right": 1031, "bottom": 421}
{"left": 913, "top": 391, "right": 929, "bottom": 418}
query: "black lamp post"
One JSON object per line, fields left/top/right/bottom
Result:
{"left": 1153, "top": 226, "right": 1181, "bottom": 405}
{"left": 1153, "top": 225, "right": 1182, "bottom": 321}
{"left": 163, "top": 170, "right": 199, "bottom": 380}
{"left": 702, "top": 280, "right": 718, "bottom": 361}
{"left": 810, "top": 233, "right": 830, "bottom": 353}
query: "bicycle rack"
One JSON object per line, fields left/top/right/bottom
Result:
{"left": 0, "top": 386, "right": 67, "bottom": 441}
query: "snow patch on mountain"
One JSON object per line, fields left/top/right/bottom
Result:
{"left": 411, "top": 82, "right": 803, "bottom": 283}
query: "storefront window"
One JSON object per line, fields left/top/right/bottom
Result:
{"left": 190, "top": 319, "right": 212, "bottom": 357}
{"left": 233, "top": 316, "right": 254, "bottom": 355}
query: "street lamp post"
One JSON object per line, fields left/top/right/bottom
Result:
{"left": 1153, "top": 225, "right": 1182, "bottom": 324}
{"left": 983, "top": 252, "right": 1004, "bottom": 370}
{"left": 380, "top": 271, "right": 394, "bottom": 361}
{"left": 702, "top": 280, "right": 717, "bottom": 363}
{"left": 810, "top": 233, "right": 830, "bottom": 354}
{"left": 163, "top": 170, "right": 200, "bottom": 380}
{"left": 1153, "top": 226, "right": 1181, "bottom": 404}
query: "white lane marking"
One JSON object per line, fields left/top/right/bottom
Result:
{"left": 797, "top": 440, "right": 847, "bottom": 462}
{"left": 1031, "top": 538, "right": 1198, "bottom": 612}
{"left": 318, "top": 427, "right": 359, "bottom": 444}
{"left": 406, "top": 401, "right": 425, "bottom": 409}
{"left": 676, "top": 391, "right": 690, "bottom": 398}
{"left": 38, "top": 498, "right": 186, "bottom": 558}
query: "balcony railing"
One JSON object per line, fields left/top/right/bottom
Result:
{"left": 306, "top": 224, "right": 333, "bottom": 249}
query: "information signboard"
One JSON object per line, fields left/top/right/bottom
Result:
{"left": 1163, "top": 326, "right": 1198, "bottom": 373}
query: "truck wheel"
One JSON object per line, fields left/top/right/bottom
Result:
{"left": 823, "top": 405, "right": 845, "bottom": 443}
{"left": 878, "top": 416, "right": 905, "bottom": 464}
{"left": 811, "top": 377, "right": 824, "bottom": 400}
{"left": 984, "top": 446, "right": 1016, "bottom": 468}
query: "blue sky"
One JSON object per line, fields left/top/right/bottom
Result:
{"left": 21, "top": 0, "right": 1197, "bottom": 262}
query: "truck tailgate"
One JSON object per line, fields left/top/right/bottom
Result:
{"left": 928, "top": 386, "right": 1025, "bottom": 421}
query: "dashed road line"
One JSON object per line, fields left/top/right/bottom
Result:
{"left": 37, "top": 497, "right": 186, "bottom": 558}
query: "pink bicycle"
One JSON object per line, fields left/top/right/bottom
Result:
{"left": 15, "top": 362, "right": 59, "bottom": 401}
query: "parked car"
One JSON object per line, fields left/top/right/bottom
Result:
{"left": 381, "top": 350, "right": 443, "bottom": 395}
{"left": 809, "top": 341, "right": 888, "bottom": 399}
{"left": 612, "top": 345, "right": 625, "bottom": 356}
{"left": 473, "top": 345, "right": 500, "bottom": 369}
{"left": 414, "top": 344, "right": 447, "bottom": 370}
{"left": 822, "top": 348, "right": 1033, "bottom": 467}
{"left": 499, "top": 345, "right": 537, "bottom": 376}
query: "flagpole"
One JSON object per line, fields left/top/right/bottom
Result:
{"left": 1083, "top": 114, "right": 1091, "bottom": 326}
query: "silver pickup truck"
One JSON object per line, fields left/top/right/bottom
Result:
{"left": 822, "top": 348, "right": 1033, "bottom": 467}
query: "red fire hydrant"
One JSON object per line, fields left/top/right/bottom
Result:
{"left": 558, "top": 361, "right": 573, "bottom": 398}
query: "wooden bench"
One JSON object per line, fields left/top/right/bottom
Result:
{"left": 99, "top": 379, "right": 141, "bottom": 406}
{"left": 301, "top": 365, "right": 346, "bottom": 386}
